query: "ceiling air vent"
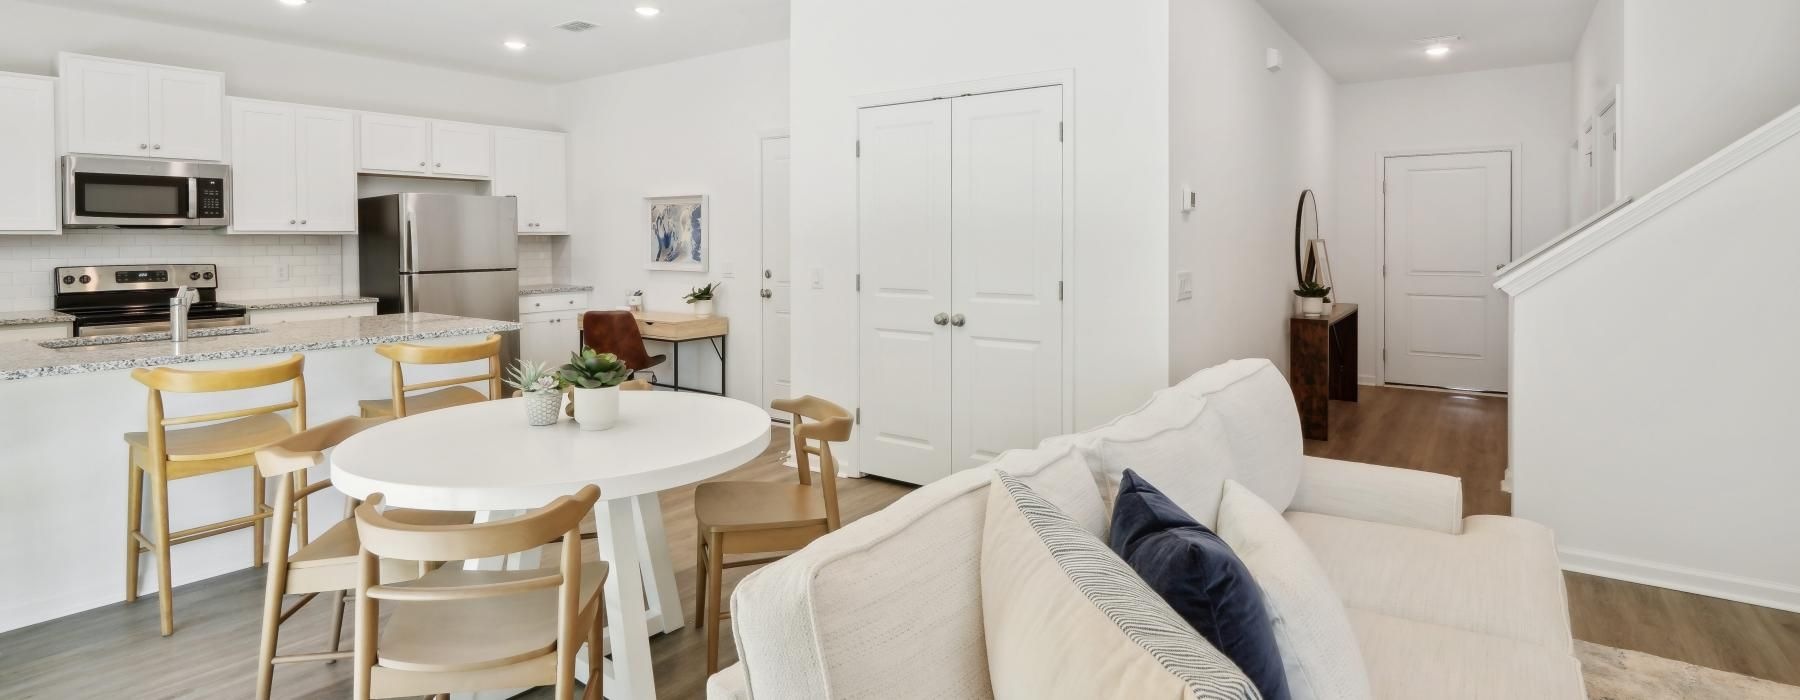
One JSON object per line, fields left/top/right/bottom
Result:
{"left": 553, "top": 19, "right": 600, "bottom": 33}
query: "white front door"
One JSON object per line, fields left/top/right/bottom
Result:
{"left": 857, "top": 99, "right": 954, "bottom": 485}
{"left": 759, "top": 135, "right": 793, "bottom": 419}
{"left": 949, "top": 86, "right": 1064, "bottom": 470}
{"left": 1383, "top": 151, "right": 1512, "bottom": 392}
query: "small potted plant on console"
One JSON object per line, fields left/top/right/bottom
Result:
{"left": 1295, "top": 279, "right": 1331, "bottom": 317}
{"left": 684, "top": 282, "right": 720, "bottom": 317}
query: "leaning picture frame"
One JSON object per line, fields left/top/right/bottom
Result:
{"left": 645, "top": 194, "right": 709, "bottom": 272}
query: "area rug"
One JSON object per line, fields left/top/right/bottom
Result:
{"left": 1577, "top": 640, "right": 1800, "bottom": 699}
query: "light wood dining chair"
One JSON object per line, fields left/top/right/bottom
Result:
{"left": 692, "top": 395, "right": 852, "bottom": 673}
{"left": 358, "top": 334, "right": 503, "bottom": 419}
{"left": 126, "top": 354, "right": 307, "bottom": 637}
{"left": 253, "top": 416, "right": 475, "bottom": 700}
{"left": 352, "top": 486, "right": 608, "bottom": 700}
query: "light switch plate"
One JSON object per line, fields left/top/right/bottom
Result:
{"left": 720, "top": 261, "right": 736, "bottom": 278}
{"left": 1180, "top": 186, "right": 1197, "bottom": 212}
{"left": 1176, "top": 270, "right": 1194, "bottom": 301}
{"left": 811, "top": 268, "right": 824, "bottom": 289}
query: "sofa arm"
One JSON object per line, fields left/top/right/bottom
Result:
{"left": 1287, "top": 456, "right": 1463, "bottom": 534}
{"left": 707, "top": 662, "right": 751, "bottom": 700}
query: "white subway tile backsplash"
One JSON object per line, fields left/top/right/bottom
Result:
{"left": 0, "top": 232, "right": 345, "bottom": 312}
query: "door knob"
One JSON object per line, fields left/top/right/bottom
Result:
{"left": 950, "top": 313, "right": 966, "bottom": 327}
{"left": 761, "top": 289, "right": 773, "bottom": 299}
{"left": 764, "top": 269, "right": 772, "bottom": 279}
{"left": 933, "top": 313, "right": 949, "bottom": 326}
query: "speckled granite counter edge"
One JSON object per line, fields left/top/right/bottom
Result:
{"left": 519, "top": 285, "right": 594, "bottom": 296}
{"left": 0, "top": 320, "right": 521, "bottom": 381}
{"left": 0, "top": 311, "right": 75, "bottom": 327}
{"left": 236, "top": 296, "right": 381, "bottom": 310}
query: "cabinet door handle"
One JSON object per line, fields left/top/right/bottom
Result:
{"left": 419, "top": 161, "right": 426, "bottom": 167}
{"left": 139, "top": 144, "right": 148, "bottom": 150}
{"left": 300, "top": 219, "right": 307, "bottom": 225}
{"left": 950, "top": 313, "right": 966, "bottom": 327}
{"left": 761, "top": 289, "right": 773, "bottom": 299}
{"left": 289, "top": 220, "right": 297, "bottom": 225}
{"left": 152, "top": 144, "right": 162, "bottom": 150}
{"left": 932, "top": 312, "right": 948, "bottom": 326}
{"left": 435, "top": 162, "right": 442, "bottom": 168}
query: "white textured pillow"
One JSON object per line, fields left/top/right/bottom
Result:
{"left": 1079, "top": 389, "right": 1239, "bottom": 527}
{"left": 1215, "top": 479, "right": 1372, "bottom": 700}
{"left": 981, "top": 472, "right": 1258, "bottom": 700}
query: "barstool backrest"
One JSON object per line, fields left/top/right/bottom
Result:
{"left": 131, "top": 354, "right": 308, "bottom": 444}
{"left": 771, "top": 395, "right": 853, "bottom": 530}
{"left": 373, "top": 334, "right": 503, "bottom": 417}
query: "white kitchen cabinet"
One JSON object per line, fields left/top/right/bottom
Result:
{"left": 0, "top": 72, "right": 59, "bottom": 234}
{"left": 494, "top": 128, "right": 568, "bottom": 234}
{"left": 518, "top": 292, "right": 588, "bottom": 366}
{"left": 59, "top": 53, "right": 222, "bottom": 161}
{"left": 248, "top": 302, "right": 376, "bottom": 325}
{"left": 229, "top": 98, "right": 355, "bottom": 234}
{"left": 0, "top": 322, "right": 72, "bottom": 343}
{"left": 357, "top": 112, "right": 430, "bottom": 174}
{"left": 429, "top": 120, "right": 493, "bottom": 178}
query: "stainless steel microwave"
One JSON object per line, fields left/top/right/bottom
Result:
{"left": 62, "top": 155, "right": 230, "bottom": 229}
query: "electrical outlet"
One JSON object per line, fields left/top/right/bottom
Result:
{"left": 273, "top": 263, "right": 290, "bottom": 283}
{"left": 811, "top": 267, "right": 824, "bottom": 290}
{"left": 1175, "top": 270, "right": 1194, "bottom": 301}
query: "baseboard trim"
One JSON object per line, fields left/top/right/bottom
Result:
{"left": 1560, "top": 546, "right": 1800, "bottom": 614}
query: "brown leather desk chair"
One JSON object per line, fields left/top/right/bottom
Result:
{"left": 580, "top": 310, "right": 666, "bottom": 376}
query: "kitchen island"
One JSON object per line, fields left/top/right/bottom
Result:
{"left": 0, "top": 313, "right": 519, "bottom": 633}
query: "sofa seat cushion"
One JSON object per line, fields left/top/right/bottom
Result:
{"left": 983, "top": 472, "right": 1260, "bottom": 700}
{"left": 1285, "top": 512, "right": 1573, "bottom": 653}
{"left": 706, "top": 662, "right": 750, "bottom": 700}
{"left": 1348, "top": 609, "right": 1586, "bottom": 700}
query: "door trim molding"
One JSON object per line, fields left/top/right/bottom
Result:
{"left": 852, "top": 71, "right": 1077, "bottom": 478}
{"left": 1375, "top": 144, "right": 1522, "bottom": 386}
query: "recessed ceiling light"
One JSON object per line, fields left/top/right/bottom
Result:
{"left": 1414, "top": 34, "right": 1460, "bottom": 59}
{"left": 278, "top": 0, "right": 307, "bottom": 6}
{"left": 503, "top": 39, "right": 528, "bottom": 51}
{"left": 635, "top": 3, "right": 661, "bottom": 17}
{"left": 1425, "top": 44, "right": 1451, "bottom": 57}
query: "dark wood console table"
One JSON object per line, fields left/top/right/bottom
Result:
{"left": 1290, "top": 303, "right": 1358, "bottom": 440}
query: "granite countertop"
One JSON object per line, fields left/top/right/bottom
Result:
{"left": 0, "top": 313, "right": 519, "bottom": 382}
{"left": 519, "top": 284, "right": 594, "bottom": 296}
{"left": 0, "top": 310, "right": 76, "bottom": 327}
{"left": 235, "top": 295, "right": 380, "bottom": 311}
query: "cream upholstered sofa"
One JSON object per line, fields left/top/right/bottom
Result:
{"left": 708, "top": 359, "right": 1585, "bottom": 699}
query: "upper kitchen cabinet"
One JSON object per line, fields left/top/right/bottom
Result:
{"left": 229, "top": 98, "right": 355, "bottom": 234}
{"left": 493, "top": 128, "right": 568, "bottom": 234}
{"left": 58, "top": 53, "right": 223, "bottom": 161}
{"left": 357, "top": 112, "right": 491, "bottom": 179}
{"left": 0, "top": 72, "right": 58, "bottom": 233}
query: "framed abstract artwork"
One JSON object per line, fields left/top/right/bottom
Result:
{"left": 645, "top": 194, "right": 709, "bottom": 272}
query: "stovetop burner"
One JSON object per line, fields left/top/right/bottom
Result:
{"left": 52, "top": 264, "right": 249, "bottom": 337}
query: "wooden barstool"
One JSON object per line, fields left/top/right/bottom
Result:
{"left": 692, "top": 395, "right": 852, "bottom": 673}
{"left": 253, "top": 416, "right": 475, "bottom": 700}
{"left": 125, "top": 354, "right": 307, "bottom": 636}
{"left": 357, "top": 334, "right": 502, "bottom": 418}
{"left": 352, "top": 487, "right": 608, "bottom": 700}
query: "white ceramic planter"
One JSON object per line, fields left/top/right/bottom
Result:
{"left": 572, "top": 386, "right": 619, "bottom": 431}
{"left": 691, "top": 300, "right": 715, "bottom": 317}
{"left": 1299, "top": 296, "right": 1324, "bottom": 316}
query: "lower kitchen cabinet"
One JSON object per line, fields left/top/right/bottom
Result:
{"left": 519, "top": 292, "right": 588, "bottom": 366}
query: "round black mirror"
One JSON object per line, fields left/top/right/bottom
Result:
{"left": 1294, "top": 189, "right": 1320, "bottom": 286}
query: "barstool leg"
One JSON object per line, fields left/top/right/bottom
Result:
{"left": 251, "top": 471, "right": 266, "bottom": 567}
{"left": 327, "top": 590, "right": 347, "bottom": 656}
{"left": 124, "top": 458, "right": 142, "bottom": 603}
{"left": 150, "top": 468, "right": 175, "bottom": 636}
{"left": 255, "top": 559, "right": 288, "bottom": 700}
{"left": 293, "top": 472, "right": 310, "bottom": 548}
{"left": 693, "top": 535, "right": 708, "bottom": 627}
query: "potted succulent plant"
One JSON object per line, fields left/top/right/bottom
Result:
{"left": 1295, "top": 279, "right": 1331, "bottom": 316}
{"left": 505, "top": 360, "right": 565, "bottom": 426}
{"left": 684, "top": 282, "right": 720, "bottom": 317}
{"left": 559, "top": 347, "right": 630, "bottom": 431}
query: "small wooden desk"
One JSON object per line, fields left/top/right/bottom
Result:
{"left": 1290, "top": 303, "right": 1358, "bottom": 441}
{"left": 635, "top": 311, "right": 729, "bottom": 395}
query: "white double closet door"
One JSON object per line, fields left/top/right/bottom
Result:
{"left": 857, "top": 86, "right": 1065, "bottom": 486}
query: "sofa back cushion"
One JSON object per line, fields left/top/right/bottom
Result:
{"left": 983, "top": 472, "right": 1260, "bottom": 700}
{"left": 1172, "top": 358, "right": 1305, "bottom": 513}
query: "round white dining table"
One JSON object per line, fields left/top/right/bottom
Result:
{"left": 331, "top": 391, "right": 772, "bottom": 700}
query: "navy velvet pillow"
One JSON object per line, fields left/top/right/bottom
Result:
{"left": 1109, "top": 469, "right": 1290, "bottom": 700}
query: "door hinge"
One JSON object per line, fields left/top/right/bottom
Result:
{"left": 1381, "top": 180, "right": 1387, "bottom": 195}
{"left": 855, "top": 273, "right": 861, "bottom": 291}
{"left": 1058, "top": 280, "right": 1064, "bottom": 301}
{"left": 855, "top": 407, "right": 861, "bottom": 424}
{"left": 1058, "top": 121, "right": 1065, "bottom": 142}
{"left": 1382, "top": 264, "right": 1387, "bottom": 277}
{"left": 855, "top": 140, "right": 861, "bottom": 157}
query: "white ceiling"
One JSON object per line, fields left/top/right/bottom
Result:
{"left": 32, "top": 0, "right": 790, "bottom": 84}
{"left": 1256, "top": 0, "right": 1596, "bottom": 83}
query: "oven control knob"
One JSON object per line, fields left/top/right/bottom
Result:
{"left": 202, "top": 272, "right": 214, "bottom": 280}
{"left": 189, "top": 272, "right": 201, "bottom": 281}
{"left": 62, "top": 275, "right": 75, "bottom": 285}
{"left": 78, "top": 275, "right": 92, "bottom": 284}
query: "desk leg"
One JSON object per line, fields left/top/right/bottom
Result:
{"left": 634, "top": 493, "right": 685, "bottom": 633}
{"left": 671, "top": 339, "right": 682, "bottom": 392}
{"left": 719, "top": 335, "right": 726, "bottom": 397}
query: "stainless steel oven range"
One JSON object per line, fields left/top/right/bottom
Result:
{"left": 52, "top": 264, "right": 248, "bottom": 337}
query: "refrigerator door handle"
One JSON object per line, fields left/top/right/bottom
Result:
{"left": 403, "top": 219, "right": 416, "bottom": 274}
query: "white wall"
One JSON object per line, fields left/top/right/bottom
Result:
{"left": 1569, "top": 0, "right": 1623, "bottom": 223}
{"left": 791, "top": 0, "right": 1170, "bottom": 432}
{"left": 1617, "top": 0, "right": 1800, "bottom": 198}
{"left": 559, "top": 42, "right": 789, "bottom": 397}
{"left": 1507, "top": 106, "right": 1800, "bottom": 612}
{"left": 1168, "top": 0, "right": 1335, "bottom": 382}
{"left": 1333, "top": 63, "right": 1571, "bottom": 383}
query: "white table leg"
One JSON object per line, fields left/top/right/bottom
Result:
{"left": 597, "top": 498, "right": 657, "bottom": 700}
{"left": 465, "top": 509, "right": 535, "bottom": 571}
{"left": 633, "top": 492, "right": 686, "bottom": 633}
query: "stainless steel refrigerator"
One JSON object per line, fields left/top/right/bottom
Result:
{"left": 358, "top": 193, "right": 519, "bottom": 363}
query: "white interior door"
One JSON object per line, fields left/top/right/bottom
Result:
{"left": 1383, "top": 151, "right": 1512, "bottom": 392}
{"left": 1593, "top": 100, "right": 1619, "bottom": 212}
{"left": 759, "top": 135, "right": 793, "bottom": 419}
{"left": 857, "top": 100, "right": 953, "bottom": 485}
{"left": 949, "top": 86, "right": 1064, "bottom": 470}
